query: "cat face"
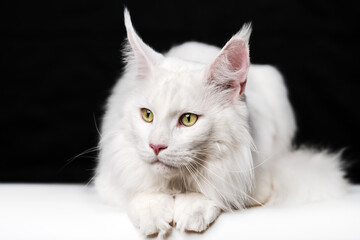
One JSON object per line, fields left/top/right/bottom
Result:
{"left": 130, "top": 67, "right": 214, "bottom": 177}
{"left": 123, "top": 10, "right": 250, "bottom": 177}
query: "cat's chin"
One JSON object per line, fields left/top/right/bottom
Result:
{"left": 150, "top": 159, "right": 179, "bottom": 176}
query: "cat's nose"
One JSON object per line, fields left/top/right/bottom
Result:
{"left": 149, "top": 144, "right": 168, "bottom": 155}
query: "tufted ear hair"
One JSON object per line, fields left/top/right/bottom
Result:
{"left": 123, "top": 8, "right": 163, "bottom": 79}
{"left": 205, "top": 24, "right": 251, "bottom": 101}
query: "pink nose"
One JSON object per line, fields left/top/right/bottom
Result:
{"left": 149, "top": 144, "right": 168, "bottom": 155}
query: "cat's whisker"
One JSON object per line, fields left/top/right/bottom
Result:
{"left": 187, "top": 163, "right": 230, "bottom": 206}
{"left": 216, "top": 143, "right": 221, "bottom": 152}
{"left": 84, "top": 175, "right": 96, "bottom": 189}
{"left": 188, "top": 162, "right": 265, "bottom": 208}
{"left": 195, "top": 143, "right": 272, "bottom": 160}
{"left": 188, "top": 163, "right": 247, "bottom": 209}
{"left": 184, "top": 164, "right": 205, "bottom": 195}
{"left": 93, "top": 113, "right": 102, "bottom": 138}
{"left": 189, "top": 161, "right": 241, "bottom": 194}
{"left": 190, "top": 154, "right": 269, "bottom": 174}
{"left": 59, "top": 146, "right": 100, "bottom": 172}
{"left": 191, "top": 160, "right": 229, "bottom": 181}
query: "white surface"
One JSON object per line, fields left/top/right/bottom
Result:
{"left": 0, "top": 184, "right": 359, "bottom": 240}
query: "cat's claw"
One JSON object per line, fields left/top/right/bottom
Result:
{"left": 127, "top": 193, "right": 174, "bottom": 236}
{"left": 174, "top": 192, "right": 221, "bottom": 232}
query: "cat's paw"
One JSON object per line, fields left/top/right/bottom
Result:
{"left": 127, "top": 193, "right": 174, "bottom": 236}
{"left": 174, "top": 192, "right": 221, "bottom": 232}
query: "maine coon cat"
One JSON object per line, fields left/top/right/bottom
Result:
{"left": 95, "top": 9, "right": 348, "bottom": 236}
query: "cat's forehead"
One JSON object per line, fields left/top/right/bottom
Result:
{"left": 151, "top": 56, "right": 206, "bottom": 88}
{"left": 152, "top": 66, "right": 204, "bottom": 87}
{"left": 138, "top": 66, "right": 207, "bottom": 115}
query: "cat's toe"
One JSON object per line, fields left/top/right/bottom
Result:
{"left": 139, "top": 218, "right": 171, "bottom": 236}
{"left": 128, "top": 193, "right": 174, "bottom": 236}
{"left": 174, "top": 192, "right": 221, "bottom": 232}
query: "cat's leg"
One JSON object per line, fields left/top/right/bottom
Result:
{"left": 174, "top": 192, "right": 221, "bottom": 232}
{"left": 250, "top": 167, "right": 273, "bottom": 206}
{"left": 127, "top": 192, "right": 174, "bottom": 236}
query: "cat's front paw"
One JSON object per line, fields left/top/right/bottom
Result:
{"left": 174, "top": 192, "right": 221, "bottom": 232}
{"left": 127, "top": 193, "right": 174, "bottom": 236}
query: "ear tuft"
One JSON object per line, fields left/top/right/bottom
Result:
{"left": 233, "top": 23, "right": 252, "bottom": 44}
{"left": 123, "top": 8, "right": 132, "bottom": 30}
{"left": 123, "top": 8, "right": 163, "bottom": 79}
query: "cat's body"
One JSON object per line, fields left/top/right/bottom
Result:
{"left": 95, "top": 9, "right": 347, "bottom": 236}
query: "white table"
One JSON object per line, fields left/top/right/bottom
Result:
{"left": 1, "top": 184, "right": 359, "bottom": 240}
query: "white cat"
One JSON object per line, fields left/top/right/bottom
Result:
{"left": 95, "top": 9, "right": 348, "bottom": 236}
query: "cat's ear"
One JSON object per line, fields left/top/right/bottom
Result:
{"left": 123, "top": 9, "right": 163, "bottom": 79}
{"left": 205, "top": 24, "right": 251, "bottom": 100}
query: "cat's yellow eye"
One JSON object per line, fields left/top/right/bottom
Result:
{"left": 180, "top": 113, "right": 198, "bottom": 127}
{"left": 141, "top": 108, "right": 153, "bottom": 122}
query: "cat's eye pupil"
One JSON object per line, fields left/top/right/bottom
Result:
{"left": 146, "top": 110, "right": 150, "bottom": 118}
{"left": 186, "top": 114, "right": 191, "bottom": 122}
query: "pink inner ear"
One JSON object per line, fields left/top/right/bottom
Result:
{"left": 208, "top": 38, "right": 249, "bottom": 98}
{"left": 224, "top": 39, "right": 249, "bottom": 81}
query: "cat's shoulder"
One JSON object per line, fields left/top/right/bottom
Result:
{"left": 247, "top": 64, "right": 287, "bottom": 95}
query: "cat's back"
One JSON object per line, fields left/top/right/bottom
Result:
{"left": 166, "top": 42, "right": 220, "bottom": 64}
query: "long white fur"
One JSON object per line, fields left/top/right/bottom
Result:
{"left": 95, "top": 9, "right": 348, "bottom": 234}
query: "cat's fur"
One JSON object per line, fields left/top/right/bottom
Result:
{"left": 95, "top": 9, "right": 348, "bottom": 235}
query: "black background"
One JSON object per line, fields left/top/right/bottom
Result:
{"left": 1, "top": 0, "right": 360, "bottom": 183}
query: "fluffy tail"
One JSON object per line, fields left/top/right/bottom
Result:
{"left": 266, "top": 148, "right": 348, "bottom": 205}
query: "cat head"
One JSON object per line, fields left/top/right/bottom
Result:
{"left": 123, "top": 9, "right": 252, "bottom": 178}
